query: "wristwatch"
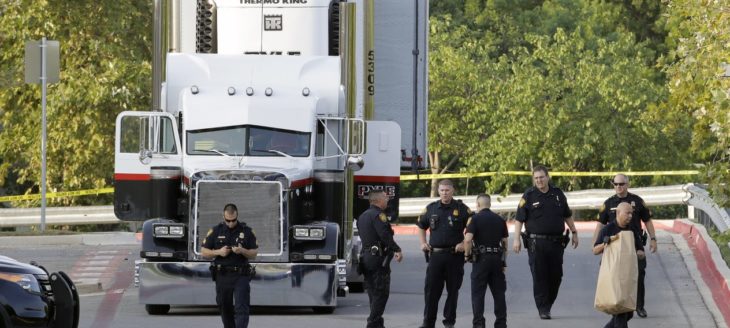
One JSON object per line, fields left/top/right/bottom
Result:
{"left": 650, "top": 237, "right": 657, "bottom": 241}
{"left": 571, "top": 230, "right": 577, "bottom": 234}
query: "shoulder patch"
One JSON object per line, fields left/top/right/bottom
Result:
{"left": 518, "top": 198, "right": 526, "bottom": 208}
{"left": 379, "top": 213, "right": 387, "bottom": 222}
{"left": 466, "top": 217, "right": 472, "bottom": 226}
{"left": 420, "top": 207, "right": 427, "bottom": 216}
{"left": 206, "top": 229, "right": 213, "bottom": 237}
{"left": 599, "top": 204, "right": 605, "bottom": 213}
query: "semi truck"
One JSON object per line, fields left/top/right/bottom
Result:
{"left": 113, "top": 0, "right": 427, "bottom": 314}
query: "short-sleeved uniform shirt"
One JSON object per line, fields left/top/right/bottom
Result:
{"left": 466, "top": 209, "right": 508, "bottom": 248}
{"left": 417, "top": 199, "right": 472, "bottom": 248}
{"left": 516, "top": 185, "right": 572, "bottom": 235}
{"left": 598, "top": 192, "right": 652, "bottom": 232}
{"left": 202, "top": 221, "right": 258, "bottom": 267}
{"left": 593, "top": 221, "right": 644, "bottom": 252}
{"left": 357, "top": 205, "right": 401, "bottom": 252}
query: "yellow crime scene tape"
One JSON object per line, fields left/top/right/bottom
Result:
{"left": 399, "top": 170, "right": 700, "bottom": 181}
{"left": 0, "top": 170, "right": 700, "bottom": 201}
{"left": 0, "top": 187, "right": 113, "bottom": 202}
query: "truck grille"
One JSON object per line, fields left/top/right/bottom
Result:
{"left": 195, "top": 181, "right": 283, "bottom": 256}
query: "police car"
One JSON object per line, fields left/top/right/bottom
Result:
{"left": 0, "top": 255, "right": 79, "bottom": 328}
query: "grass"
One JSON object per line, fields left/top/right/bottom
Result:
{"left": 708, "top": 228, "right": 730, "bottom": 268}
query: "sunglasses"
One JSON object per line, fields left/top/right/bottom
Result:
{"left": 612, "top": 182, "right": 627, "bottom": 187}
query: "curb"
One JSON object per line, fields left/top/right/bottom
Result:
{"left": 673, "top": 219, "right": 730, "bottom": 326}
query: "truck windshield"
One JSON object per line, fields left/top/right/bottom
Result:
{"left": 187, "top": 126, "right": 310, "bottom": 157}
{"left": 248, "top": 127, "right": 310, "bottom": 157}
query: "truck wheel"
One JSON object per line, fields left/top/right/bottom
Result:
{"left": 347, "top": 282, "right": 364, "bottom": 293}
{"left": 312, "top": 306, "right": 335, "bottom": 314}
{"left": 145, "top": 304, "right": 170, "bottom": 315}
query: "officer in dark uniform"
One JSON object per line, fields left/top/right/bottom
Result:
{"left": 464, "top": 194, "right": 508, "bottom": 328}
{"left": 592, "top": 174, "right": 656, "bottom": 318}
{"left": 201, "top": 204, "right": 259, "bottom": 328}
{"left": 512, "top": 165, "right": 578, "bottom": 320}
{"left": 593, "top": 202, "right": 646, "bottom": 328}
{"left": 417, "top": 179, "right": 472, "bottom": 328}
{"left": 356, "top": 189, "right": 403, "bottom": 328}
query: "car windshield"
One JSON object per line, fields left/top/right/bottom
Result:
{"left": 187, "top": 126, "right": 309, "bottom": 157}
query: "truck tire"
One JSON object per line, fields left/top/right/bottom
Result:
{"left": 145, "top": 304, "right": 171, "bottom": 315}
{"left": 312, "top": 306, "right": 336, "bottom": 314}
{"left": 347, "top": 282, "right": 364, "bottom": 293}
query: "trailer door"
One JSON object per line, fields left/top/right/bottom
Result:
{"left": 114, "top": 111, "right": 182, "bottom": 221}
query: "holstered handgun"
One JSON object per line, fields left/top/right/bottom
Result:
{"left": 356, "top": 255, "right": 365, "bottom": 275}
{"left": 641, "top": 230, "right": 648, "bottom": 246}
{"left": 562, "top": 229, "right": 570, "bottom": 249}
{"left": 209, "top": 264, "right": 217, "bottom": 282}
{"left": 520, "top": 232, "right": 531, "bottom": 252}
{"left": 423, "top": 250, "right": 430, "bottom": 263}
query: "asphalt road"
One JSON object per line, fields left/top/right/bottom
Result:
{"left": 0, "top": 232, "right": 722, "bottom": 328}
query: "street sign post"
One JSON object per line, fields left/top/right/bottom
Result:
{"left": 25, "top": 38, "right": 60, "bottom": 232}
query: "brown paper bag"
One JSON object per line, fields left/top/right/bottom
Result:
{"left": 594, "top": 230, "right": 638, "bottom": 315}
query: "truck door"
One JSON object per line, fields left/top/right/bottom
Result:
{"left": 353, "top": 121, "right": 401, "bottom": 221}
{"left": 114, "top": 111, "right": 182, "bottom": 221}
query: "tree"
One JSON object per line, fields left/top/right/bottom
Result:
{"left": 659, "top": 0, "right": 730, "bottom": 205}
{"left": 428, "top": 0, "right": 685, "bottom": 194}
{"left": 0, "top": 0, "right": 152, "bottom": 206}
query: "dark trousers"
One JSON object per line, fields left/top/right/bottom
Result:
{"left": 362, "top": 253, "right": 392, "bottom": 328}
{"left": 215, "top": 271, "right": 251, "bottom": 328}
{"left": 527, "top": 238, "right": 564, "bottom": 314}
{"left": 604, "top": 311, "right": 633, "bottom": 328}
{"left": 422, "top": 252, "right": 464, "bottom": 328}
{"left": 470, "top": 254, "right": 506, "bottom": 328}
{"left": 637, "top": 257, "right": 646, "bottom": 309}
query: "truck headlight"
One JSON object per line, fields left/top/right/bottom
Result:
{"left": 153, "top": 223, "right": 186, "bottom": 238}
{"left": 0, "top": 272, "right": 41, "bottom": 294}
{"left": 309, "top": 227, "right": 325, "bottom": 239}
{"left": 294, "top": 228, "right": 310, "bottom": 238}
{"left": 292, "top": 226, "right": 326, "bottom": 240}
{"left": 154, "top": 225, "right": 169, "bottom": 236}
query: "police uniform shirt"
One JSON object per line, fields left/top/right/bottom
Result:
{"left": 516, "top": 185, "right": 572, "bottom": 235}
{"left": 598, "top": 192, "right": 652, "bottom": 232}
{"left": 417, "top": 199, "right": 472, "bottom": 248}
{"left": 357, "top": 205, "right": 401, "bottom": 252}
{"left": 202, "top": 221, "right": 258, "bottom": 267}
{"left": 466, "top": 209, "right": 508, "bottom": 248}
{"left": 593, "top": 221, "right": 644, "bottom": 252}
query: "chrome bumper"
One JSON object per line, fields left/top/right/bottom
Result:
{"left": 136, "top": 260, "right": 342, "bottom": 306}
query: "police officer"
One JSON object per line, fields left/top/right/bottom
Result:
{"left": 592, "top": 174, "right": 656, "bottom": 318}
{"left": 356, "top": 190, "right": 403, "bottom": 328}
{"left": 593, "top": 202, "right": 646, "bottom": 328}
{"left": 512, "top": 165, "right": 578, "bottom": 320}
{"left": 201, "top": 204, "right": 259, "bottom": 328}
{"left": 417, "top": 179, "right": 472, "bottom": 328}
{"left": 464, "top": 194, "right": 508, "bottom": 328}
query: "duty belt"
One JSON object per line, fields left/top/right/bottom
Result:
{"left": 431, "top": 246, "right": 456, "bottom": 253}
{"left": 474, "top": 245, "right": 503, "bottom": 254}
{"left": 529, "top": 234, "right": 563, "bottom": 242}
{"left": 215, "top": 265, "right": 250, "bottom": 274}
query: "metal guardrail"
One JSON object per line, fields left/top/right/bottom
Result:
{"left": 0, "top": 205, "right": 117, "bottom": 227}
{"left": 0, "top": 185, "right": 691, "bottom": 227}
{"left": 1, "top": 184, "right": 727, "bottom": 232}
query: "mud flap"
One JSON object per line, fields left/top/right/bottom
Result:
{"left": 50, "top": 271, "right": 80, "bottom": 328}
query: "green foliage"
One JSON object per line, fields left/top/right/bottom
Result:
{"left": 0, "top": 0, "right": 152, "bottom": 206}
{"left": 659, "top": 0, "right": 730, "bottom": 206}
{"left": 429, "top": 0, "right": 683, "bottom": 194}
{"left": 708, "top": 227, "right": 730, "bottom": 268}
